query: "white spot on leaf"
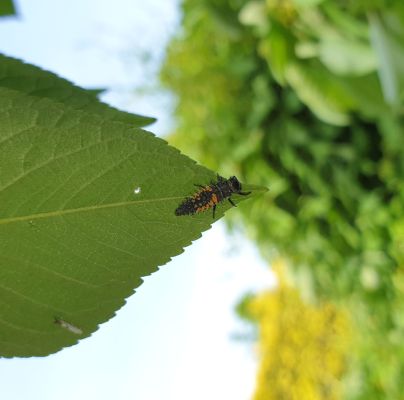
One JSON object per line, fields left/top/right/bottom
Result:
{"left": 54, "top": 317, "right": 83, "bottom": 335}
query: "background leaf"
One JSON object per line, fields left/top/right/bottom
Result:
{"left": 369, "top": 11, "right": 404, "bottom": 107}
{"left": 0, "top": 55, "right": 155, "bottom": 128}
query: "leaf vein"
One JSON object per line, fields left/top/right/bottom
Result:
{"left": 0, "top": 196, "right": 182, "bottom": 225}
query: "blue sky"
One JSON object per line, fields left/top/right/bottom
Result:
{"left": 0, "top": 1, "right": 275, "bottom": 399}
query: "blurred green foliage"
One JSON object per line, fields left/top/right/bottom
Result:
{"left": 161, "top": 0, "right": 404, "bottom": 398}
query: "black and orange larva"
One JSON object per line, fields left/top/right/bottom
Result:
{"left": 175, "top": 175, "right": 251, "bottom": 218}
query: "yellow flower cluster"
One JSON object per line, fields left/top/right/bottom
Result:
{"left": 249, "top": 261, "right": 351, "bottom": 400}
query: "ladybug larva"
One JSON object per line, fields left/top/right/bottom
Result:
{"left": 175, "top": 175, "right": 251, "bottom": 218}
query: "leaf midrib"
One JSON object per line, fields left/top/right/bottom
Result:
{"left": 0, "top": 196, "right": 183, "bottom": 226}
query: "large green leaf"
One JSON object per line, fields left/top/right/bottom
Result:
{"left": 0, "top": 56, "right": 261, "bottom": 357}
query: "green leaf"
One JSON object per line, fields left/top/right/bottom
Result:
{"left": 239, "top": 1, "right": 268, "bottom": 29}
{"left": 86, "top": 88, "right": 107, "bottom": 97}
{"left": 369, "top": 12, "right": 404, "bottom": 107}
{"left": 0, "top": 54, "right": 155, "bottom": 128}
{"left": 318, "top": 35, "right": 376, "bottom": 76}
{"left": 0, "top": 0, "right": 15, "bottom": 17}
{"left": 0, "top": 58, "right": 261, "bottom": 357}
{"left": 340, "top": 73, "right": 390, "bottom": 118}
{"left": 258, "top": 22, "right": 295, "bottom": 85}
{"left": 285, "top": 61, "right": 355, "bottom": 125}
{"left": 292, "top": 0, "right": 325, "bottom": 7}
